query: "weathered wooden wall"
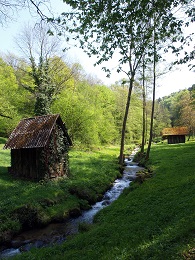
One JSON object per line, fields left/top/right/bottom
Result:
{"left": 10, "top": 148, "right": 43, "bottom": 179}
{"left": 167, "top": 135, "right": 185, "bottom": 144}
{"left": 9, "top": 126, "right": 70, "bottom": 180}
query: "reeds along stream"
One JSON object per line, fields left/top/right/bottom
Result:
{"left": 0, "top": 148, "right": 144, "bottom": 258}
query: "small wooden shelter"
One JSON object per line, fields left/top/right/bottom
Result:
{"left": 4, "top": 114, "right": 72, "bottom": 180}
{"left": 161, "top": 126, "right": 189, "bottom": 144}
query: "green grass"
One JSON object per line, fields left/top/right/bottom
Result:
{"left": 12, "top": 141, "right": 195, "bottom": 259}
{"left": 0, "top": 143, "right": 128, "bottom": 244}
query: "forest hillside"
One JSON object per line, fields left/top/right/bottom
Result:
{"left": 1, "top": 55, "right": 194, "bottom": 146}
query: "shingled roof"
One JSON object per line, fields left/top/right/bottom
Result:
{"left": 4, "top": 114, "right": 72, "bottom": 149}
{"left": 161, "top": 126, "right": 189, "bottom": 137}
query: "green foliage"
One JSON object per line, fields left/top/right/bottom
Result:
{"left": 133, "top": 151, "right": 147, "bottom": 166}
{"left": 61, "top": 2, "right": 155, "bottom": 67}
{"left": 153, "top": 100, "right": 172, "bottom": 138}
{"left": 160, "top": 87, "right": 195, "bottom": 138}
{"left": 126, "top": 93, "right": 143, "bottom": 144}
{"left": 52, "top": 82, "right": 123, "bottom": 146}
{"left": 164, "top": 91, "right": 189, "bottom": 126}
{"left": 0, "top": 58, "right": 22, "bottom": 136}
{"left": 112, "top": 84, "right": 144, "bottom": 146}
{"left": 30, "top": 57, "right": 56, "bottom": 115}
{"left": 0, "top": 52, "right": 145, "bottom": 146}
{"left": 60, "top": 0, "right": 194, "bottom": 164}
{"left": 15, "top": 141, "right": 195, "bottom": 259}
{"left": 3, "top": 53, "right": 194, "bottom": 147}
{"left": 31, "top": 56, "right": 74, "bottom": 116}
{"left": 40, "top": 125, "right": 70, "bottom": 179}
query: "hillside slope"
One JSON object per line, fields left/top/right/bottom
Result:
{"left": 14, "top": 141, "right": 195, "bottom": 259}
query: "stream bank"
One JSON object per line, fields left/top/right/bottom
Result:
{"left": 0, "top": 147, "right": 144, "bottom": 258}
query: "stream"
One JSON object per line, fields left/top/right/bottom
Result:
{"left": 0, "top": 147, "right": 144, "bottom": 259}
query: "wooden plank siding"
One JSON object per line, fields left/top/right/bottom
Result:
{"left": 162, "top": 126, "right": 189, "bottom": 144}
{"left": 167, "top": 135, "right": 185, "bottom": 144}
{"left": 10, "top": 148, "right": 42, "bottom": 179}
{"left": 5, "top": 114, "right": 71, "bottom": 181}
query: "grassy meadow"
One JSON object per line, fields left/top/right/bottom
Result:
{"left": 0, "top": 137, "right": 130, "bottom": 245}
{"left": 11, "top": 140, "right": 195, "bottom": 260}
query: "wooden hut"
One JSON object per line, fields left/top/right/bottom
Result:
{"left": 161, "top": 126, "right": 189, "bottom": 144}
{"left": 4, "top": 114, "right": 72, "bottom": 180}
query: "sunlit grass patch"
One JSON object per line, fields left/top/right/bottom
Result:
{"left": 0, "top": 143, "right": 122, "bottom": 244}
{"left": 14, "top": 141, "right": 195, "bottom": 259}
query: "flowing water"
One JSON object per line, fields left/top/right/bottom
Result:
{"left": 0, "top": 147, "right": 144, "bottom": 258}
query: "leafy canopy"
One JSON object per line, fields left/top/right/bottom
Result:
{"left": 61, "top": 0, "right": 194, "bottom": 74}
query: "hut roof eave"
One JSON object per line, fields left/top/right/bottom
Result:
{"left": 161, "top": 126, "right": 189, "bottom": 137}
{"left": 4, "top": 114, "right": 72, "bottom": 149}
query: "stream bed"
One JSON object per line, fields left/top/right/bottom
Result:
{"left": 0, "top": 147, "right": 144, "bottom": 258}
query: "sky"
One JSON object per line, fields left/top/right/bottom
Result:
{"left": 0, "top": 0, "right": 194, "bottom": 98}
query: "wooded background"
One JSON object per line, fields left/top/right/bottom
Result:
{"left": 0, "top": 54, "right": 194, "bottom": 146}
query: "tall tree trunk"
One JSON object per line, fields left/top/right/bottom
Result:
{"left": 145, "top": 88, "right": 148, "bottom": 145}
{"left": 146, "top": 65, "right": 155, "bottom": 160}
{"left": 119, "top": 75, "right": 134, "bottom": 165}
{"left": 141, "top": 57, "right": 146, "bottom": 153}
{"left": 146, "top": 13, "right": 156, "bottom": 160}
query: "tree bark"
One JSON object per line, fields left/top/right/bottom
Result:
{"left": 141, "top": 57, "right": 146, "bottom": 153}
{"left": 146, "top": 65, "right": 155, "bottom": 160}
{"left": 146, "top": 11, "right": 156, "bottom": 160}
{"left": 119, "top": 75, "right": 134, "bottom": 165}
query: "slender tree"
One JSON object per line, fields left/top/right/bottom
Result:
{"left": 141, "top": 56, "right": 147, "bottom": 153}
{"left": 57, "top": 0, "right": 194, "bottom": 162}
{"left": 15, "top": 23, "right": 74, "bottom": 115}
{"left": 60, "top": 1, "right": 158, "bottom": 165}
{"left": 146, "top": 10, "right": 157, "bottom": 160}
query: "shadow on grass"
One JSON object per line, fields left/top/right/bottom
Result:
{"left": 0, "top": 166, "right": 8, "bottom": 175}
{"left": 0, "top": 166, "right": 14, "bottom": 185}
{"left": 0, "top": 137, "right": 6, "bottom": 144}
